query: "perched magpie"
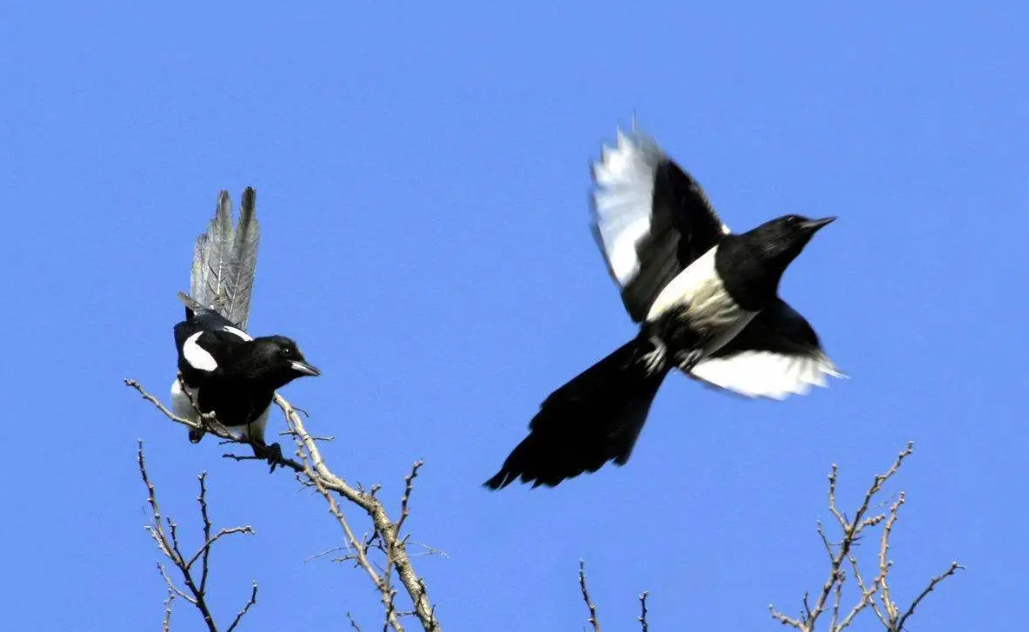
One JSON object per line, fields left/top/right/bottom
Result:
{"left": 485, "top": 126, "right": 842, "bottom": 490}
{"left": 171, "top": 187, "right": 319, "bottom": 463}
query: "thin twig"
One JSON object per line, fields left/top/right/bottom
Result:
{"left": 129, "top": 380, "right": 444, "bottom": 632}
{"left": 162, "top": 586, "right": 175, "bottom": 632}
{"left": 770, "top": 442, "right": 962, "bottom": 632}
{"left": 276, "top": 394, "right": 442, "bottom": 632}
{"left": 225, "top": 582, "right": 258, "bottom": 632}
{"left": 396, "top": 461, "right": 424, "bottom": 536}
{"left": 138, "top": 441, "right": 258, "bottom": 632}
{"left": 125, "top": 379, "right": 304, "bottom": 472}
{"left": 638, "top": 591, "right": 649, "bottom": 632}
{"left": 893, "top": 562, "right": 963, "bottom": 631}
{"left": 578, "top": 560, "right": 602, "bottom": 632}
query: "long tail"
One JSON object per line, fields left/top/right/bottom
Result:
{"left": 185, "top": 187, "right": 260, "bottom": 328}
{"left": 485, "top": 336, "right": 670, "bottom": 489}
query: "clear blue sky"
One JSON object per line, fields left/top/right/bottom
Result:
{"left": 1, "top": 2, "right": 1023, "bottom": 630}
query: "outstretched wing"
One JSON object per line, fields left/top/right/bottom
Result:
{"left": 185, "top": 187, "right": 260, "bottom": 331}
{"left": 590, "top": 125, "right": 729, "bottom": 322}
{"left": 689, "top": 299, "right": 844, "bottom": 399}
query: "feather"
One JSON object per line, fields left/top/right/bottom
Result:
{"left": 190, "top": 191, "right": 235, "bottom": 311}
{"left": 176, "top": 291, "right": 207, "bottom": 318}
{"left": 222, "top": 187, "right": 260, "bottom": 330}
{"left": 184, "top": 188, "right": 261, "bottom": 330}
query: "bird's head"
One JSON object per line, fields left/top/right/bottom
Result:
{"left": 749, "top": 215, "right": 836, "bottom": 266}
{"left": 718, "top": 215, "right": 836, "bottom": 309}
{"left": 246, "top": 335, "right": 321, "bottom": 387}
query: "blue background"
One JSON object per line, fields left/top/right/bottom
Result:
{"left": 0, "top": 2, "right": 1022, "bottom": 630}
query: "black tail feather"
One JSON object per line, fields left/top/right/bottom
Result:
{"left": 485, "top": 336, "right": 669, "bottom": 490}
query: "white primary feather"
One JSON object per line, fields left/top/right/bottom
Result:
{"left": 689, "top": 351, "right": 844, "bottom": 400}
{"left": 591, "top": 128, "right": 667, "bottom": 286}
{"left": 183, "top": 331, "right": 218, "bottom": 371}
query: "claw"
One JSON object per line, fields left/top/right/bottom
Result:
{"left": 641, "top": 336, "right": 667, "bottom": 374}
{"left": 676, "top": 349, "right": 704, "bottom": 373}
{"left": 251, "top": 441, "right": 283, "bottom": 473}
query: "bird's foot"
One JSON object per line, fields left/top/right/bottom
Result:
{"left": 251, "top": 441, "right": 283, "bottom": 473}
{"left": 676, "top": 349, "right": 705, "bottom": 373}
{"left": 187, "top": 427, "right": 205, "bottom": 443}
{"left": 641, "top": 336, "right": 667, "bottom": 374}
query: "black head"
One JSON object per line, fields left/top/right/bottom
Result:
{"left": 746, "top": 215, "right": 835, "bottom": 263}
{"left": 716, "top": 215, "right": 835, "bottom": 309}
{"left": 243, "top": 335, "right": 321, "bottom": 387}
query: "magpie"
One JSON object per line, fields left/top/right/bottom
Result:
{"left": 485, "top": 125, "right": 843, "bottom": 490}
{"left": 171, "top": 187, "right": 320, "bottom": 464}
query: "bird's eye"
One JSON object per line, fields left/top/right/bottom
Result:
{"left": 281, "top": 347, "right": 294, "bottom": 359}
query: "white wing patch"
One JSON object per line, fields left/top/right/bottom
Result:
{"left": 222, "top": 325, "right": 252, "bottom": 341}
{"left": 183, "top": 331, "right": 218, "bottom": 371}
{"left": 591, "top": 129, "right": 667, "bottom": 286}
{"left": 689, "top": 351, "right": 844, "bottom": 400}
{"left": 645, "top": 246, "right": 719, "bottom": 321}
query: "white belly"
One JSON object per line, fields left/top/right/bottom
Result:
{"left": 170, "top": 378, "right": 269, "bottom": 442}
{"left": 646, "top": 246, "right": 757, "bottom": 355}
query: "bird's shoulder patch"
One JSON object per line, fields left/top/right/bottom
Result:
{"left": 590, "top": 126, "right": 729, "bottom": 322}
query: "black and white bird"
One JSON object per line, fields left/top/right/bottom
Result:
{"left": 485, "top": 126, "right": 843, "bottom": 490}
{"left": 171, "top": 187, "right": 319, "bottom": 463}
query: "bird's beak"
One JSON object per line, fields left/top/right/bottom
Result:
{"left": 290, "top": 360, "right": 321, "bottom": 377}
{"left": 800, "top": 216, "right": 836, "bottom": 233}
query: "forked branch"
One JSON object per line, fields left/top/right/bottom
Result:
{"left": 138, "top": 441, "right": 257, "bottom": 632}
{"left": 127, "top": 380, "right": 442, "bottom": 632}
{"left": 769, "top": 442, "right": 961, "bottom": 632}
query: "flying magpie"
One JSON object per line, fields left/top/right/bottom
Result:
{"left": 485, "top": 126, "right": 842, "bottom": 490}
{"left": 171, "top": 187, "right": 319, "bottom": 464}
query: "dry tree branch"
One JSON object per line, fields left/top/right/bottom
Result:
{"left": 347, "top": 612, "right": 366, "bottom": 632}
{"left": 125, "top": 379, "right": 306, "bottom": 472}
{"left": 274, "top": 394, "right": 441, "bottom": 632}
{"left": 138, "top": 441, "right": 258, "bottom": 632}
{"left": 578, "top": 560, "right": 602, "bottom": 632}
{"left": 127, "top": 380, "right": 443, "bottom": 632}
{"left": 769, "top": 442, "right": 962, "bottom": 632}
{"left": 163, "top": 586, "right": 175, "bottom": 632}
{"left": 576, "top": 561, "right": 651, "bottom": 631}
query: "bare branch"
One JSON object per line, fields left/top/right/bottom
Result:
{"left": 894, "top": 562, "right": 963, "bottom": 631}
{"left": 638, "top": 591, "right": 649, "bottom": 632}
{"left": 162, "top": 585, "right": 175, "bottom": 632}
{"left": 225, "top": 582, "right": 258, "bottom": 632}
{"left": 275, "top": 394, "right": 442, "bottom": 632}
{"left": 770, "top": 442, "right": 961, "bottom": 632}
{"left": 129, "top": 376, "right": 448, "bottom": 632}
{"left": 396, "top": 461, "right": 424, "bottom": 537}
{"left": 138, "top": 441, "right": 258, "bottom": 632}
{"left": 347, "top": 612, "right": 366, "bottom": 632}
{"left": 125, "top": 379, "right": 305, "bottom": 472}
{"left": 578, "top": 560, "right": 602, "bottom": 632}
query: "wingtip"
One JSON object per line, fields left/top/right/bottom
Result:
{"left": 483, "top": 472, "right": 509, "bottom": 491}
